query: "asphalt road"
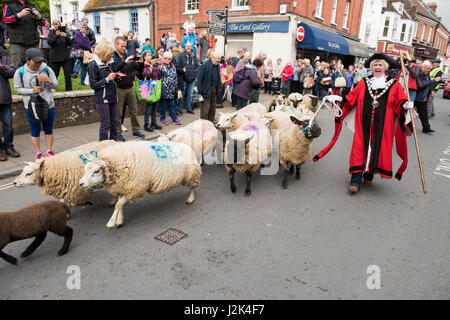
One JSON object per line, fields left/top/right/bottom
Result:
{"left": 0, "top": 95, "right": 449, "bottom": 300}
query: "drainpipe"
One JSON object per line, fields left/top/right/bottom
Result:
{"left": 149, "top": 0, "right": 156, "bottom": 48}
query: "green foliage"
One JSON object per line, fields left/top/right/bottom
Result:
{"left": 0, "top": 0, "right": 50, "bottom": 20}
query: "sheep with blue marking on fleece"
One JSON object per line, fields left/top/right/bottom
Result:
{"left": 223, "top": 121, "right": 272, "bottom": 197}
{"left": 278, "top": 116, "right": 322, "bottom": 189}
{"left": 78, "top": 140, "right": 202, "bottom": 229}
{"left": 157, "top": 119, "right": 218, "bottom": 164}
{"left": 13, "top": 140, "right": 117, "bottom": 212}
{"left": 215, "top": 102, "right": 269, "bottom": 131}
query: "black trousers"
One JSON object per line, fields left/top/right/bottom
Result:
{"left": 415, "top": 101, "right": 431, "bottom": 131}
{"left": 49, "top": 60, "right": 72, "bottom": 91}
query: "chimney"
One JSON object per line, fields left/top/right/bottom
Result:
{"left": 427, "top": 2, "right": 437, "bottom": 13}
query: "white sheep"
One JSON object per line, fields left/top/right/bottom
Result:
{"left": 13, "top": 140, "right": 117, "bottom": 210}
{"left": 268, "top": 94, "right": 287, "bottom": 111}
{"left": 158, "top": 119, "right": 218, "bottom": 163}
{"left": 301, "top": 94, "right": 320, "bottom": 113}
{"left": 223, "top": 121, "right": 272, "bottom": 196}
{"left": 78, "top": 141, "right": 202, "bottom": 229}
{"left": 278, "top": 116, "right": 322, "bottom": 189}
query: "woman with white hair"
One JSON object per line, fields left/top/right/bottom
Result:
{"left": 160, "top": 51, "right": 181, "bottom": 125}
{"left": 313, "top": 53, "right": 411, "bottom": 194}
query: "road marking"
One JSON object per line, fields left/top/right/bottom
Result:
{"left": 0, "top": 182, "right": 14, "bottom": 191}
{"left": 433, "top": 143, "right": 450, "bottom": 179}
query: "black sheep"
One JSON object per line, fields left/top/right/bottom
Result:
{"left": 0, "top": 201, "right": 73, "bottom": 265}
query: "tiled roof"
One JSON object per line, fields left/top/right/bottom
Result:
{"left": 403, "top": 0, "right": 440, "bottom": 23}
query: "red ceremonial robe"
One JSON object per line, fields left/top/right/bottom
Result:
{"left": 313, "top": 77, "right": 409, "bottom": 180}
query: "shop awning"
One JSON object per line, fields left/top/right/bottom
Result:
{"left": 347, "top": 39, "right": 370, "bottom": 57}
{"left": 296, "top": 22, "right": 349, "bottom": 55}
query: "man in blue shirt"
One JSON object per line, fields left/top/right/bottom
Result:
{"left": 181, "top": 27, "right": 199, "bottom": 56}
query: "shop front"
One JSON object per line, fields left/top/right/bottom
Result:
{"left": 377, "top": 41, "right": 414, "bottom": 58}
{"left": 412, "top": 43, "right": 439, "bottom": 60}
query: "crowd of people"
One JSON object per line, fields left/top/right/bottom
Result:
{"left": 0, "top": 0, "right": 445, "bottom": 166}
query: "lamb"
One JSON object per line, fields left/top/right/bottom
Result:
{"left": 268, "top": 94, "right": 287, "bottom": 111}
{"left": 78, "top": 140, "right": 202, "bottom": 229}
{"left": 13, "top": 140, "right": 116, "bottom": 209}
{"left": 158, "top": 119, "right": 218, "bottom": 163}
{"left": 0, "top": 201, "right": 73, "bottom": 265}
{"left": 278, "top": 116, "right": 322, "bottom": 189}
{"left": 223, "top": 121, "right": 272, "bottom": 196}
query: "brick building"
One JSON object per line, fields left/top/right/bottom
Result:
{"left": 152, "top": 0, "right": 367, "bottom": 65}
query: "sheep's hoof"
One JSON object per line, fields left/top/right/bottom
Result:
{"left": 230, "top": 184, "right": 237, "bottom": 193}
{"left": 295, "top": 173, "right": 301, "bottom": 181}
{"left": 57, "top": 250, "right": 68, "bottom": 256}
{"left": 186, "top": 200, "right": 194, "bottom": 205}
{"left": 281, "top": 183, "right": 288, "bottom": 189}
{"left": 244, "top": 190, "right": 251, "bottom": 197}
{"left": 20, "top": 251, "right": 31, "bottom": 258}
{"left": 66, "top": 214, "right": 71, "bottom": 220}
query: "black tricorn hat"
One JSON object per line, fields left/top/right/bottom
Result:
{"left": 364, "top": 52, "right": 399, "bottom": 69}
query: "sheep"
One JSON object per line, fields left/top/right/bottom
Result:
{"left": 239, "top": 102, "right": 268, "bottom": 115}
{"left": 278, "top": 116, "right": 322, "bottom": 189}
{"left": 268, "top": 94, "right": 287, "bottom": 111}
{"left": 264, "top": 111, "right": 292, "bottom": 130}
{"left": 223, "top": 121, "right": 272, "bottom": 196}
{"left": 158, "top": 119, "right": 218, "bottom": 163}
{"left": 13, "top": 140, "right": 116, "bottom": 210}
{"left": 287, "top": 92, "right": 304, "bottom": 108}
{"left": 300, "top": 94, "right": 320, "bottom": 113}
{"left": 275, "top": 104, "right": 315, "bottom": 120}
{"left": 78, "top": 140, "right": 202, "bottom": 229}
{"left": 0, "top": 201, "right": 73, "bottom": 265}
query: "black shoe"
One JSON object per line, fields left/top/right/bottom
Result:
{"left": 133, "top": 131, "right": 146, "bottom": 139}
{"left": 117, "top": 135, "right": 126, "bottom": 142}
{"left": 216, "top": 104, "right": 224, "bottom": 108}
{"left": 187, "top": 110, "right": 194, "bottom": 114}
{"left": 71, "top": 73, "right": 78, "bottom": 79}
{"left": 151, "top": 123, "right": 162, "bottom": 130}
{"left": 423, "top": 129, "right": 435, "bottom": 134}
{"left": 144, "top": 123, "right": 153, "bottom": 132}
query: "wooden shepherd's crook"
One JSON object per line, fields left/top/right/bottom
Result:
{"left": 399, "top": 51, "right": 427, "bottom": 194}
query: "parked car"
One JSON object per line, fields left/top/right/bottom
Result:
{"left": 443, "top": 79, "right": 450, "bottom": 99}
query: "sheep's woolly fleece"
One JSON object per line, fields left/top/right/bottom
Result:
{"left": 278, "top": 121, "right": 313, "bottom": 171}
{"left": 158, "top": 119, "right": 218, "bottom": 163}
{"left": 15, "top": 140, "right": 116, "bottom": 206}
{"left": 224, "top": 121, "right": 272, "bottom": 173}
{"left": 98, "top": 141, "right": 201, "bottom": 200}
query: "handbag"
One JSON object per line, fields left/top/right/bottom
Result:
{"left": 134, "top": 80, "right": 162, "bottom": 103}
{"left": 83, "top": 50, "right": 94, "bottom": 64}
{"left": 335, "top": 76, "right": 346, "bottom": 88}
{"left": 28, "top": 94, "right": 49, "bottom": 124}
{"left": 220, "top": 65, "right": 234, "bottom": 85}
{"left": 304, "top": 76, "right": 314, "bottom": 88}
{"left": 70, "top": 48, "right": 84, "bottom": 59}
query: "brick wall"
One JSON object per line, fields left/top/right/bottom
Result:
{"left": 10, "top": 90, "right": 146, "bottom": 135}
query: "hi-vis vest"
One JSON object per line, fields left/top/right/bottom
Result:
{"left": 430, "top": 67, "right": 443, "bottom": 90}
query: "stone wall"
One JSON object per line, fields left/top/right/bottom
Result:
{"left": 11, "top": 90, "right": 146, "bottom": 135}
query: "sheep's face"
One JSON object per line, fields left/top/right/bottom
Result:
{"left": 13, "top": 162, "right": 40, "bottom": 187}
{"left": 290, "top": 116, "right": 322, "bottom": 139}
{"left": 215, "top": 112, "right": 236, "bottom": 130}
{"left": 79, "top": 160, "right": 107, "bottom": 189}
{"left": 288, "top": 93, "right": 303, "bottom": 107}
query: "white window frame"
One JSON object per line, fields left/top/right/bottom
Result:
{"left": 407, "top": 24, "right": 413, "bottom": 43}
{"left": 364, "top": 23, "right": 371, "bottom": 44}
{"left": 343, "top": 1, "right": 350, "bottom": 30}
{"left": 55, "top": 5, "right": 62, "bottom": 22}
{"left": 421, "top": 25, "right": 426, "bottom": 41}
{"left": 71, "top": 1, "right": 79, "bottom": 21}
{"left": 315, "top": 0, "right": 324, "bottom": 20}
{"left": 427, "top": 25, "right": 433, "bottom": 43}
{"left": 392, "top": 17, "right": 399, "bottom": 40}
{"left": 331, "top": 0, "right": 338, "bottom": 25}
{"left": 400, "top": 23, "right": 406, "bottom": 42}
{"left": 383, "top": 16, "right": 390, "bottom": 37}
{"left": 185, "top": 0, "right": 199, "bottom": 14}
{"left": 231, "top": 0, "right": 249, "bottom": 11}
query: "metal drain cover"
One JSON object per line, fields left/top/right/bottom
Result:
{"left": 155, "top": 228, "right": 188, "bottom": 246}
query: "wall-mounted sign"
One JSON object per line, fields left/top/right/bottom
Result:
{"left": 297, "top": 26, "right": 305, "bottom": 42}
{"left": 384, "top": 43, "right": 414, "bottom": 56}
{"left": 227, "top": 21, "right": 289, "bottom": 33}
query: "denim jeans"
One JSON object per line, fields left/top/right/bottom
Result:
{"left": 175, "top": 98, "right": 182, "bottom": 113}
{"left": 144, "top": 102, "right": 158, "bottom": 125}
{"left": 160, "top": 98, "right": 178, "bottom": 122}
{"left": 80, "top": 62, "right": 88, "bottom": 85}
{"left": 350, "top": 172, "right": 374, "bottom": 187}
{"left": 183, "top": 80, "right": 195, "bottom": 111}
{"left": 0, "top": 104, "right": 14, "bottom": 151}
{"left": 73, "top": 58, "right": 81, "bottom": 74}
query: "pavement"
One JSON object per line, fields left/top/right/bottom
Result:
{"left": 0, "top": 93, "right": 448, "bottom": 300}
{"left": 0, "top": 95, "right": 274, "bottom": 180}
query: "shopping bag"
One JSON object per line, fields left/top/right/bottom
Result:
{"left": 134, "top": 80, "right": 162, "bottom": 103}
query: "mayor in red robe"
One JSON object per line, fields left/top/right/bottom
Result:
{"left": 313, "top": 53, "right": 410, "bottom": 194}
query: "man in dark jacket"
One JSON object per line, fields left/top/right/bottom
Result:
{"left": 112, "top": 36, "right": 145, "bottom": 141}
{"left": 81, "top": 17, "right": 96, "bottom": 47}
{"left": 415, "top": 60, "right": 441, "bottom": 134}
{"left": 197, "top": 51, "right": 221, "bottom": 122}
{"left": 0, "top": 22, "right": 6, "bottom": 49}
{"left": 3, "top": 0, "right": 46, "bottom": 67}
{"left": 47, "top": 20, "right": 73, "bottom": 91}
{"left": 126, "top": 31, "right": 140, "bottom": 56}
{"left": 0, "top": 47, "right": 20, "bottom": 161}
{"left": 179, "top": 41, "right": 198, "bottom": 114}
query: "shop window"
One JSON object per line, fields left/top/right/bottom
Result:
{"left": 185, "top": 0, "right": 199, "bottom": 13}
{"left": 93, "top": 13, "right": 100, "bottom": 35}
{"left": 343, "top": 1, "right": 350, "bottom": 29}
{"left": 315, "top": 0, "right": 324, "bottom": 19}
{"left": 129, "top": 9, "right": 139, "bottom": 34}
{"left": 383, "top": 16, "right": 390, "bottom": 37}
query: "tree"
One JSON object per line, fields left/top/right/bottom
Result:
{"left": 0, "top": 0, "right": 50, "bottom": 20}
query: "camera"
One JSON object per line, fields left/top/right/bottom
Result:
{"left": 131, "top": 55, "right": 141, "bottom": 61}
{"left": 58, "top": 26, "right": 67, "bottom": 33}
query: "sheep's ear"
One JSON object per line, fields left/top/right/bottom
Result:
{"left": 230, "top": 113, "right": 238, "bottom": 119}
{"left": 39, "top": 159, "right": 45, "bottom": 168}
{"left": 218, "top": 111, "right": 224, "bottom": 117}
{"left": 290, "top": 116, "right": 305, "bottom": 127}
{"left": 309, "top": 95, "right": 319, "bottom": 107}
